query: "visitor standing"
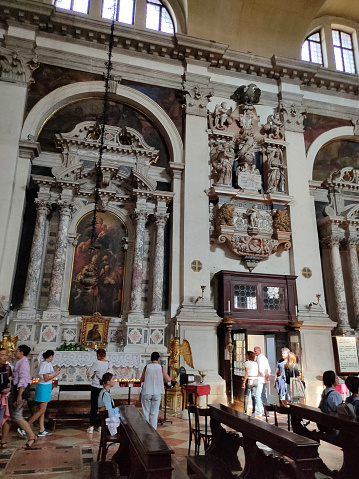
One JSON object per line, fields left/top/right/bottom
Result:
{"left": 0, "top": 348, "right": 11, "bottom": 448}
{"left": 242, "top": 351, "right": 258, "bottom": 415}
{"left": 11, "top": 345, "right": 37, "bottom": 448}
{"left": 87, "top": 349, "right": 112, "bottom": 433}
{"left": 253, "top": 346, "right": 271, "bottom": 417}
{"left": 274, "top": 347, "right": 290, "bottom": 403}
{"left": 27, "top": 350, "right": 60, "bottom": 436}
{"left": 140, "top": 352, "right": 171, "bottom": 430}
{"left": 284, "top": 352, "right": 301, "bottom": 402}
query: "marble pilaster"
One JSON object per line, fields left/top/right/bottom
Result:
{"left": 321, "top": 236, "right": 352, "bottom": 333}
{"left": 130, "top": 210, "right": 148, "bottom": 313}
{"left": 44, "top": 201, "right": 73, "bottom": 318}
{"left": 20, "top": 200, "right": 51, "bottom": 316}
{"left": 151, "top": 212, "right": 169, "bottom": 317}
{"left": 346, "top": 237, "right": 359, "bottom": 331}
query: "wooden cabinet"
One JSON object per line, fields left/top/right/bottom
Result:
{"left": 216, "top": 270, "right": 297, "bottom": 330}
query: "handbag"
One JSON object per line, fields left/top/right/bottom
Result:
{"left": 290, "top": 377, "right": 306, "bottom": 399}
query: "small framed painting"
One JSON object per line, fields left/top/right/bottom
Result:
{"left": 80, "top": 312, "right": 110, "bottom": 348}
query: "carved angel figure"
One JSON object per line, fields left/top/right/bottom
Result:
{"left": 239, "top": 107, "right": 254, "bottom": 133}
{"left": 213, "top": 102, "right": 232, "bottom": 130}
{"left": 168, "top": 338, "right": 194, "bottom": 382}
{"left": 263, "top": 111, "right": 283, "bottom": 138}
{"left": 247, "top": 205, "right": 259, "bottom": 228}
{"left": 267, "top": 148, "right": 286, "bottom": 193}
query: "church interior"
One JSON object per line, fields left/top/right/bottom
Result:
{"left": 1, "top": 0, "right": 359, "bottom": 477}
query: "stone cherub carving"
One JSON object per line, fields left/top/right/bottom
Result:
{"left": 210, "top": 140, "right": 235, "bottom": 186}
{"left": 263, "top": 111, "right": 283, "bottom": 138}
{"left": 267, "top": 148, "right": 286, "bottom": 193}
{"left": 231, "top": 83, "right": 261, "bottom": 105}
{"left": 216, "top": 204, "right": 235, "bottom": 229}
{"left": 213, "top": 102, "right": 232, "bottom": 130}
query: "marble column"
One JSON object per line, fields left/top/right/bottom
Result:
{"left": 322, "top": 235, "right": 351, "bottom": 333}
{"left": 347, "top": 237, "right": 359, "bottom": 331}
{"left": 130, "top": 210, "right": 148, "bottom": 312}
{"left": 151, "top": 212, "right": 169, "bottom": 316}
{"left": 46, "top": 201, "right": 73, "bottom": 311}
{"left": 21, "top": 200, "right": 51, "bottom": 313}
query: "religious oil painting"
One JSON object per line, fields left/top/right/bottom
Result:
{"left": 312, "top": 140, "right": 359, "bottom": 182}
{"left": 80, "top": 312, "right": 110, "bottom": 348}
{"left": 69, "top": 212, "right": 126, "bottom": 317}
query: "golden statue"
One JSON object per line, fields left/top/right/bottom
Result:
{"left": 0, "top": 331, "right": 18, "bottom": 355}
{"left": 168, "top": 338, "right": 194, "bottom": 383}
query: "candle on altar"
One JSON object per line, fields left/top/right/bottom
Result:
{"left": 228, "top": 300, "right": 231, "bottom": 313}
{"left": 175, "top": 323, "right": 179, "bottom": 337}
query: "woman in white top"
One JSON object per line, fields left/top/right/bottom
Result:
{"left": 140, "top": 352, "right": 171, "bottom": 430}
{"left": 242, "top": 350, "right": 259, "bottom": 415}
{"left": 87, "top": 349, "right": 112, "bottom": 433}
{"left": 28, "top": 350, "right": 60, "bottom": 437}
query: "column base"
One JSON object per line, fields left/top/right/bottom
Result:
{"left": 17, "top": 308, "right": 37, "bottom": 320}
{"left": 333, "top": 325, "right": 355, "bottom": 335}
{"left": 149, "top": 312, "right": 166, "bottom": 324}
{"left": 42, "top": 309, "right": 62, "bottom": 321}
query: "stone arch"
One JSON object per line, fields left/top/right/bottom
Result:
{"left": 306, "top": 126, "right": 355, "bottom": 180}
{"left": 21, "top": 81, "right": 183, "bottom": 166}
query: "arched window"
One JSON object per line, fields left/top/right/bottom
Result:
{"left": 332, "top": 29, "right": 356, "bottom": 73}
{"left": 102, "top": 0, "right": 135, "bottom": 24}
{"left": 54, "top": 0, "right": 89, "bottom": 14}
{"left": 146, "top": 0, "right": 174, "bottom": 34}
{"left": 301, "top": 31, "right": 323, "bottom": 65}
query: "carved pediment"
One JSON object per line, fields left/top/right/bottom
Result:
{"left": 55, "top": 121, "right": 159, "bottom": 168}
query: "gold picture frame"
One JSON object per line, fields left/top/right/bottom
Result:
{"left": 80, "top": 312, "right": 110, "bottom": 348}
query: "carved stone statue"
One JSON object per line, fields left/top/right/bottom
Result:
{"left": 231, "top": 83, "right": 261, "bottom": 105}
{"left": 213, "top": 102, "right": 232, "bottom": 130}
{"left": 236, "top": 135, "right": 255, "bottom": 167}
{"left": 247, "top": 205, "right": 259, "bottom": 229}
{"left": 267, "top": 148, "right": 286, "bottom": 193}
{"left": 239, "top": 107, "right": 255, "bottom": 133}
{"left": 211, "top": 141, "right": 235, "bottom": 186}
{"left": 263, "top": 111, "right": 283, "bottom": 138}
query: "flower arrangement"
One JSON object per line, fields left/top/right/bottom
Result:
{"left": 56, "top": 341, "right": 87, "bottom": 351}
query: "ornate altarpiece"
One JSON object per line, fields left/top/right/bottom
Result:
{"left": 16, "top": 121, "right": 173, "bottom": 354}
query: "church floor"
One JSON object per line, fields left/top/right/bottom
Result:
{"left": 0, "top": 411, "right": 343, "bottom": 478}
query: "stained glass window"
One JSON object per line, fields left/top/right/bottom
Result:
{"left": 54, "top": 0, "right": 89, "bottom": 14}
{"left": 301, "top": 31, "right": 323, "bottom": 65}
{"left": 146, "top": 0, "right": 174, "bottom": 34}
{"left": 102, "top": 0, "right": 135, "bottom": 24}
{"left": 332, "top": 30, "right": 356, "bottom": 73}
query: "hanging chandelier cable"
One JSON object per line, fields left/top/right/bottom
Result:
{"left": 90, "top": 6, "right": 116, "bottom": 248}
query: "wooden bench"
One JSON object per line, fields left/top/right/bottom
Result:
{"left": 110, "top": 405, "right": 174, "bottom": 479}
{"left": 290, "top": 402, "right": 359, "bottom": 478}
{"left": 187, "top": 403, "right": 322, "bottom": 479}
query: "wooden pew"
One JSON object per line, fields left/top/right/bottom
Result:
{"left": 289, "top": 403, "right": 359, "bottom": 478}
{"left": 112, "top": 405, "right": 174, "bottom": 479}
{"left": 187, "top": 403, "right": 322, "bottom": 479}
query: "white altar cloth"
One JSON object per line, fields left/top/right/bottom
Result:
{"left": 44, "top": 351, "right": 141, "bottom": 369}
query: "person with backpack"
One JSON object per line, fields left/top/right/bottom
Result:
{"left": 319, "top": 371, "right": 342, "bottom": 414}
{"left": 87, "top": 348, "right": 112, "bottom": 433}
{"left": 344, "top": 376, "right": 359, "bottom": 419}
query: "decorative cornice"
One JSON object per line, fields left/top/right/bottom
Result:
{"left": 3, "top": 2, "right": 359, "bottom": 99}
